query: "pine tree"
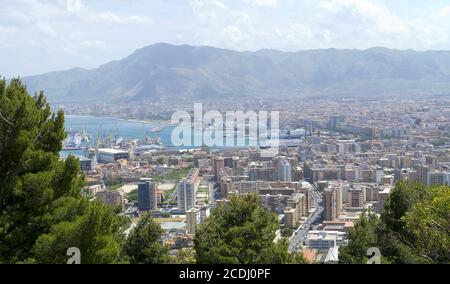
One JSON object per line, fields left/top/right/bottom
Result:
{"left": 0, "top": 78, "right": 137, "bottom": 264}
{"left": 0, "top": 78, "right": 82, "bottom": 263}
{"left": 404, "top": 186, "right": 450, "bottom": 263}
{"left": 194, "top": 193, "right": 306, "bottom": 264}
{"left": 339, "top": 212, "right": 380, "bottom": 264}
{"left": 33, "top": 197, "right": 128, "bottom": 264}
{"left": 122, "top": 212, "right": 169, "bottom": 264}
{"left": 340, "top": 182, "right": 450, "bottom": 264}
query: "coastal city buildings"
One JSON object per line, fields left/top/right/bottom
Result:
{"left": 68, "top": 97, "right": 449, "bottom": 262}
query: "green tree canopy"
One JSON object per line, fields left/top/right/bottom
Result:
{"left": 170, "top": 248, "right": 196, "bottom": 264}
{"left": 123, "top": 212, "right": 168, "bottom": 264}
{"left": 0, "top": 78, "right": 145, "bottom": 265}
{"left": 33, "top": 197, "right": 128, "bottom": 264}
{"left": 340, "top": 182, "right": 450, "bottom": 264}
{"left": 0, "top": 78, "right": 83, "bottom": 263}
{"left": 378, "top": 182, "right": 433, "bottom": 264}
{"left": 339, "top": 211, "right": 380, "bottom": 264}
{"left": 404, "top": 186, "right": 450, "bottom": 263}
{"left": 194, "top": 193, "right": 306, "bottom": 264}
{"left": 381, "top": 182, "right": 428, "bottom": 233}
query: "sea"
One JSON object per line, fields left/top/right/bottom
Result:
{"left": 64, "top": 115, "right": 174, "bottom": 145}
{"left": 61, "top": 115, "right": 173, "bottom": 157}
{"left": 61, "top": 115, "right": 270, "bottom": 158}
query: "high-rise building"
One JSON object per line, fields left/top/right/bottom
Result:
{"left": 323, "top": 188, "right": 336, "bottom": 221}
{"left": 378, "top": 187, "right": 391, "bottom": 213}
{"left": 388, "top": 154, "right": 400, "bottom": 169}
{"left": 344, "top": 167, "right": 358, "bottom": 181}
{"left": 445, "top": 172, "right": 450, "bottom": 186}
{"left": 232, "top": 156, "right": 240, "bottom": 174}
{"left": 219, "top": 175, "right": 232, "bottom": 197}
{"left": 212, "top": 156, "right": 225, "bottom": 181}
{"left": 193, "top": 151, "right": 208, "bottom": 167}
{"left": 415, "top": 164, "right": 430, "bottom": 185}
{"left": 400, "top": 156, "right": 413, "bottom": 168}
{"left": 361, "top": 169, "right": 373, "bottom": 182}
{"left": 400, "top": 168, "right": 417, "bottom": 183}
{"left": 292, "top": 166, "right": 304, "bottom": 181}
{"left": 138, "top": 179, "right": 157, "bottom": 211}
{"left": 364, "top": 185, "right": 379, "bottom": 202}
{"left": 178, "top": 180, "right": 196, "bottom": 213}
{"left": 177, "top": 169, "right": 198, "bottom": 213}
{"left": 248, "top": 163, "right": 276, "bottom": 181}
{"left": 425, "top": 155, "right": 438, "bottom": 167}
{"left": 427, "top": 171, "right": 445, "bottom": 186}
{"left": 199, "top": 205, "right": 210, "bottom": 223}
{"left": 337, "top": 140, "right": 356, "bottom": 155}
{"left": 95, "top": 190, "right": 124, "bottom": 209}
{"left": 186, "top": 208, "right": 200, "bottom": 235}
{"left": 347, "top": 187, "right": 364, "bottom": 208}
{"left": 284, "top": 207, "right": 297, "bottom": 229}
{"left": 335, "top": 184, "right": 341, "bottom": 218}
{"left": 311, "top": 167, "right": 341, "bottom": 182}
{"left": 277, "top": 158, "right": 292, "bottom": 182}
{"left": 328, "top": 115, "right": 340, "bottom": 130}
{"left": 323, "top": 182, "right": 341, "bottom": 221}
{"left": 287, "top": 193, "right": 306, "bottom": 221}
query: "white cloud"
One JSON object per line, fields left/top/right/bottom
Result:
{"left": 81, "top": 12, "right": 153, "bottom": 25}
{"left": 189, "top": 0, "right": 229, "bottom": 22}
{"left": 245, "top": 0, "right": 280, "bottom": 8}
{"left": 62, "top": 39, "right": 107, "bottom": 55}
{"left": 275, "top": 23, "right": 313, "bottom": 43}
{"left": 78, "top": 40, "right": 106, "bottom": 50}
{"left": 64, "top": 0, "right": 153, "bottom": 25}
{"left": 224, "top": 26, "right": 249, "bottom": 43}
{"left": 66, "top": 0, "right": 83, "bottom": 12}
{"left": 36, "top": 21, "right": 57, "bottom": 37}
{"left": 320, "top": 0, "right": 407, "bottom": 34}
{"left": 231, "top": 12, "right": 253, "bottom": 28}
{"left": 436, "top": 5, "right": 450, "bottom": 17}
{"left": 190, "top": 0, "right": 228, "bottom": 12}
{"left": 0, "top": 26, "right": 18, "bottom": 35}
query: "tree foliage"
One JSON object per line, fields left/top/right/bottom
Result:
{"left": 0, "top": 78, "right": 152, "bottom": 264}
{"left": 381, "top": 182, "right": 428, "bottom": 233}
{"left": 33, "top": 197, "right": 128, "bottom": 264}
{"left": 403, "top": 186, "right": 450, "bottom": 263}
{"left": 169, "top": 248, "right": 196, "bottom": 264}
{"left": 194, "top": 193, "right": 306, "bottom": 264}
{"left": 339, "top": 212, "right": 380, "bottom": 264}
{"left": 0, "top": 78, "right": 83, "bottom": 263}
{"left": 340, "top": 182, "right": 450, "bottom": 264}
{"left": 122, "top": 212, "right": 168, "bottom": 264}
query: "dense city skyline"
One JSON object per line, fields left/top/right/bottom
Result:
{"left": 0, "top": 0, "right": 449, "bottom": 269}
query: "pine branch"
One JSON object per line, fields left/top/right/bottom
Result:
{"left": 0, "top": 111, "right": 13, "bottom": 126}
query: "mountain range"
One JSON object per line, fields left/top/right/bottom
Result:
{"left": 22, "top": 43, "right": 450, "bottom": 103}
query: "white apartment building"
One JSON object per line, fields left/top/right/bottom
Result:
{"left": 305, "top": 230, "right": 346, "bottom": 251}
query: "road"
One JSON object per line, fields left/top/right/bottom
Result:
{"left": 288, "top": 185, "right": 323, "bottom": 253}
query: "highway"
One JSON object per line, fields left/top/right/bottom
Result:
{"left": 288, "top": 185, "right": 323, "bottom": 253}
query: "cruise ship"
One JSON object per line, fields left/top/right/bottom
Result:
{"left": 63, "top": 130, "right": 90, "bottom": 150}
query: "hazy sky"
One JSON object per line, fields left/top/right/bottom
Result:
{"left": 2, "top": 0, "right": 450, "bottom": 77}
